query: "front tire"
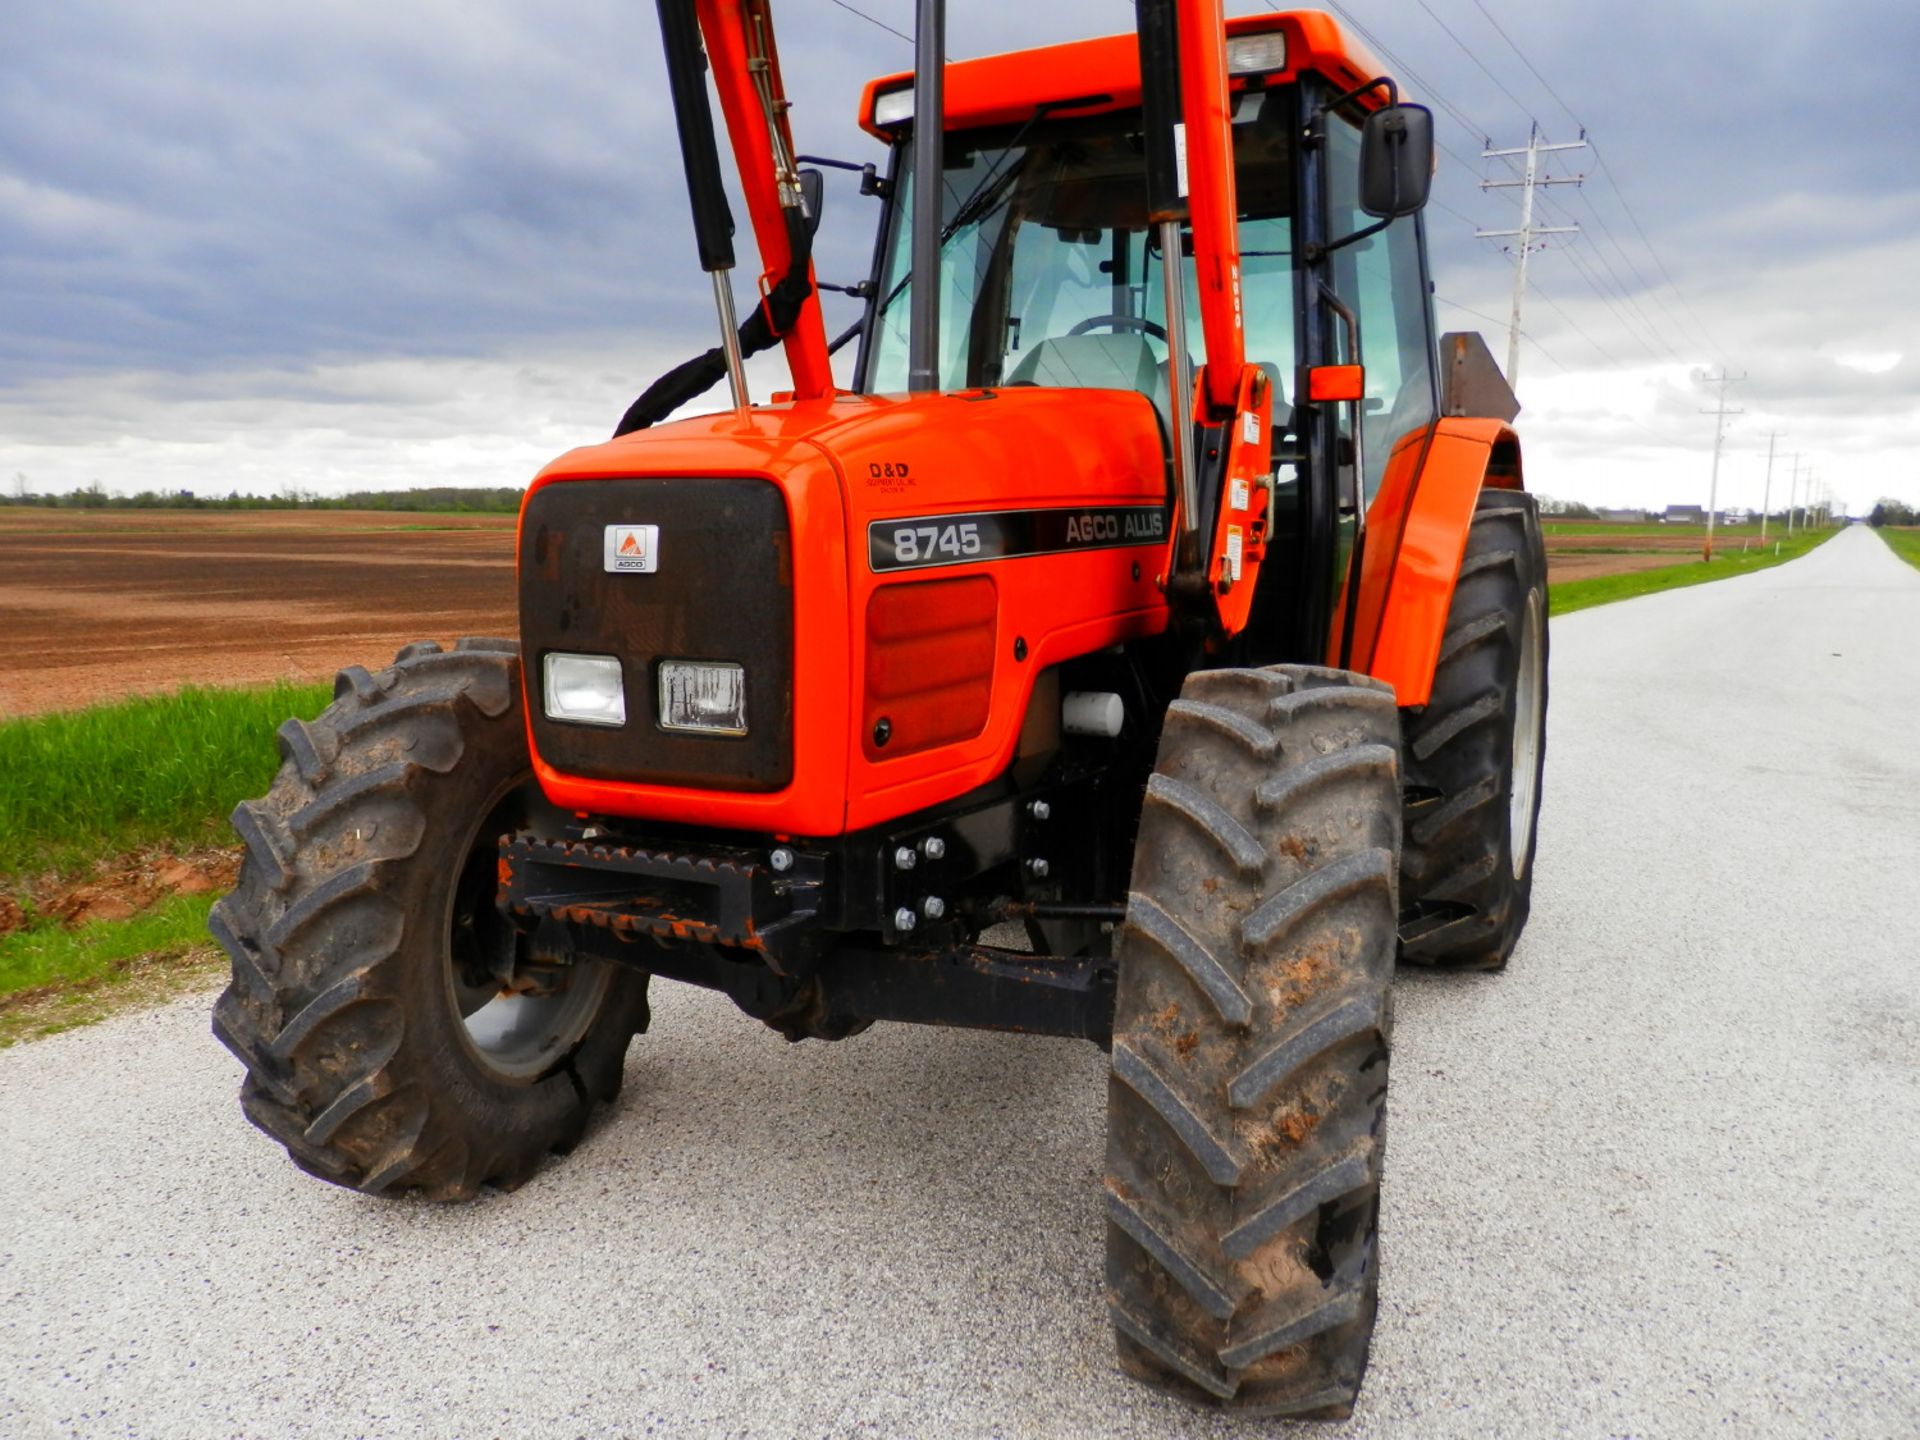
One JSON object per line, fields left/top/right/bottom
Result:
{"left": 210, "top": 639, "right": 650, "bottom": 1200}
{"left": 1105, "top": 665, "right": 1401, "bottom": 1418}
{"left": 1398, "top": 488, "right": 1549, "bottom": 970}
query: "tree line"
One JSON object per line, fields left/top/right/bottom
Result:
{"left": 3, "top": 480, "right": 523, "bottom": 513}
{"left": 1868, "top": 499, "right": 1917, "bottom": 528}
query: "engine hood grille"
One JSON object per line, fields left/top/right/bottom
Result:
{"left": 519, "top": 477, "right": 794, "bottom": 793}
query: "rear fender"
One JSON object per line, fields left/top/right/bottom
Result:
{"left": 1362, "top": 418, "right": 1523, "bottom": 708}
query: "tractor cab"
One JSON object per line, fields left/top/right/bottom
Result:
{"left": 849, "top": 13, "right": 1443, "bottom": 662}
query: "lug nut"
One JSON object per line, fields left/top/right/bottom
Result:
{"left": 769, "top": 848, "right": 794, "bottom": 872}
{"left": 1028, "top": 800, "right": 1051, "bottom": 821}
{"left": 921, "top": 896, "right": 947, "bottom": 920}
{"left": 1027, "top": 857, "right": 1050, "bottom": 879}
{"left": 893, "top": 846, "right": 918, "bottom": 871}
{"left": 920, "top": 836, "right": 947, "bottom": 860}
{"left": 893, "top": 906, "right": 919, "bottom": 932}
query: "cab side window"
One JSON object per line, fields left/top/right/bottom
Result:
{"left": 1326, "top": 114, "right": 1438, "bottom": 500}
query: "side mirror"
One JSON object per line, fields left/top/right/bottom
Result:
{"left": 798, "top": 168, "right": 825, "bottom": 240}
{"left": 1359, "top": 103, "right": 1434, "bottom": 219}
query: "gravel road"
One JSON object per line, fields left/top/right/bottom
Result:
{"left": 4, "top": 526, "right": 1916, "bottom": 1439}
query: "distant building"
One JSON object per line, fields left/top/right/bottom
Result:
{"left": 1597, "top": 507, "right": 1649, "bottom": 523}
{"left": 1663, "top": 504, "right": 1705, "bottom": 524}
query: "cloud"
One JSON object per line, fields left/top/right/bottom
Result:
{"left": 3, "top": 0, "right": 1917, "bottom": 512}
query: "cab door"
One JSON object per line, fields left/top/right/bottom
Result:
{"left": 1318, "top": 93, "right": 1443, "bottom": 665}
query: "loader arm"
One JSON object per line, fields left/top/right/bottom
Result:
{"left": 660, "top": 0, "right": 834, "bottom": 403}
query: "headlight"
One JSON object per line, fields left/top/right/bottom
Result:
{"left": 1226, "top": 31, "right": 1288, "bottom": 76}
{"left": 543, "top": 652, "right": 626, "bottom": 727}
{"left": 872, "top": 87, "right": 913, "bottom": 127}
{"left": 658, "top": 661, "right": 748, "bottom": 736}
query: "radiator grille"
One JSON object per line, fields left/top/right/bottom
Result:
{"left": 520, "top": 478, "right": 793, "bottom": 792}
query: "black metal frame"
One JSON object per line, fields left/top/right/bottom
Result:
{"left": 497, "top": 800, "right": 1124, "bottom": 1042}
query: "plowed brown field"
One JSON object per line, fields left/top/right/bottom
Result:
{"left": 1, "top": 508, "right": 1722, "bottom": 717}
{"left": 1, "top": 509, "right": 517, "bottom": 716}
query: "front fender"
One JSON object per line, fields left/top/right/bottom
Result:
{"left": 1363, "top": 418, "right": 1523, "bottom": 708}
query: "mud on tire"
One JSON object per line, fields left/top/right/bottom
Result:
{"left": 210, "top": 639, "right": 650, "bottom": 1200}
{"left": 1398, "top": 488, "right": 1549, "bottom": 970}
{"left": 1104, "top": 665, "right": 1401, "bottom": 1418}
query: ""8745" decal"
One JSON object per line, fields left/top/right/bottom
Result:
{"left": 867, "top": 505, "right": 1169, "bottom": 572}
{"left": 889, "top": 522, "right": 983, "bottom": 563}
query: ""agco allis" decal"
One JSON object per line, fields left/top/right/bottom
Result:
{"left": 868, "top": 505, "right": 1170, "bottom": 572}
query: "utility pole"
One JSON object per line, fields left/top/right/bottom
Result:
{"left": 1477, "top": 123, "right": 1588, "bottom": 393}
{"left": 1786, "top": 454, "right": 1801, "bottom": 536}
{"left": 1758, "top": 432, "right": 1780, "bottom": 541}
{"left": 1699, "top": 369, "right": 1745, "bottom": 560}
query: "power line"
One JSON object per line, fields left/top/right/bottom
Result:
{"left": 1475, "top": 145, "right": 1691, "bottom": 368}
{"left": 1466, "top": 0, "right": 1584, "bottom": 132}
{"left": 1443, "top": 301, "right": 1697, "bottom": 458}
{"left": 1509, "top": 180, "right": 1706, "bottom": 374}
{"left": 1298, "top": 0, "right": 1729, "bottom": 392}
{"left": 1557, "top": 240, "right": 1685, "bottom": 366}
{"left": 1444, "top": 0, "right": 1730, "bottom": 363}
{"left": 827, "top": 0, "right": 911, "bottom": 45}
{"left": 1588, "top": 141, "right": 1728, "bottom": 360}
{"left": 1311, "top": 0, "right": 1493, "bottom": 141}
{"left": 1435, "top": 294, "right": 1575, "bottom": 377}
{"left": 1527, "top": 279, "right": 1633, "bottom": 372}
{"left": 1300, "top": 1, "right": 1696, "bottom": 391}
{"left": 1410, "top": 0, "right": 1537, "bottom": 127}
{"left": 1529, "top": 175, "right": 1709, "bottom": 365}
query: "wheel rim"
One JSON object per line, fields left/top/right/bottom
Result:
{"left": 443, "top": 774, "right": 613, "bottom": 1083}
{"left": 1508, "top": 584, "right": 1546, "bottom": 879}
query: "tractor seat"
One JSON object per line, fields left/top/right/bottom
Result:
{"left": 1003, "top": 334, "right": 1171, "bottom": 430}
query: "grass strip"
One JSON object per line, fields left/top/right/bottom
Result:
{"left": 1543, "top": 522, "right": 1780, "bottom": 538}
{"left": 1875, "top": 526, "right": 1920, "bottom": 571}
{"left": 0, "top": 894, "right": 220, "bottom": 1046}
{"left": 0, "top": 681, "right": 329, "bottom": 880}
{"left": 0, "top": 893, "right": 215, "bottom": 998}
{"left": 1550, "top": 530, "right": 1835, "bottom": 616}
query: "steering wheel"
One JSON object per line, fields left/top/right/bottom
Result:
{"left": 1066, "top": 314, "right": 1170, "bottom": 343}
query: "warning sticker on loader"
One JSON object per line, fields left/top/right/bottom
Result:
{"left": 868, "top": 505, "right": 1170, "bottom": 572}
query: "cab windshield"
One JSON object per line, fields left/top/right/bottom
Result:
{"left": 863, "top": 92, "right": 1298, "bottom": 422}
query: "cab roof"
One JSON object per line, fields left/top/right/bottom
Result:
{"left": 858, "top": 10, "right": 1394, "bottom": 139}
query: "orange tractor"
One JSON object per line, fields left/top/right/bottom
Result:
{"left": 213, "top": 0, "right": 1544, "bottom": 1418}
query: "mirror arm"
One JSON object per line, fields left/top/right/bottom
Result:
{"left": 795, "top": 153, "right": 891, "bottom": 198}
{"left": 1304, "top": 214, "right": 1393, "bottom": 266}
{"left": 1302, "top": 73, "right": 1405, "bottom": 264}
{"left": 1315, "top": 74, "right": 1400, "bottom": 123}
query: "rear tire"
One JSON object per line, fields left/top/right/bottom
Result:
{"left": 1104, "top": 665, "right": 1401, "bottom": 1418}
{"left": 1398, "top": 488, "right": 1549, "bottom": 971}
{"left": 210, "top": 639, "right": 650, "bottom": 1200}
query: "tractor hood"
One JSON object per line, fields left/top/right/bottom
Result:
{"left": 517, "top": 387, "right": 1174, "bottom": 837}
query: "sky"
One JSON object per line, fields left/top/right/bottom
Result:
{"left": 4, "top": 0, "right": 1918, "bottom": 516}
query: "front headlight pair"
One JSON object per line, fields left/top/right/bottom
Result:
{"left": 542, "top": 653, "right": 746, "bottom": 736}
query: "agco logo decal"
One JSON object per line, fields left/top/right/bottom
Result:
{"left": 603, "top": 523, "right": 660, "bottom": 574}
